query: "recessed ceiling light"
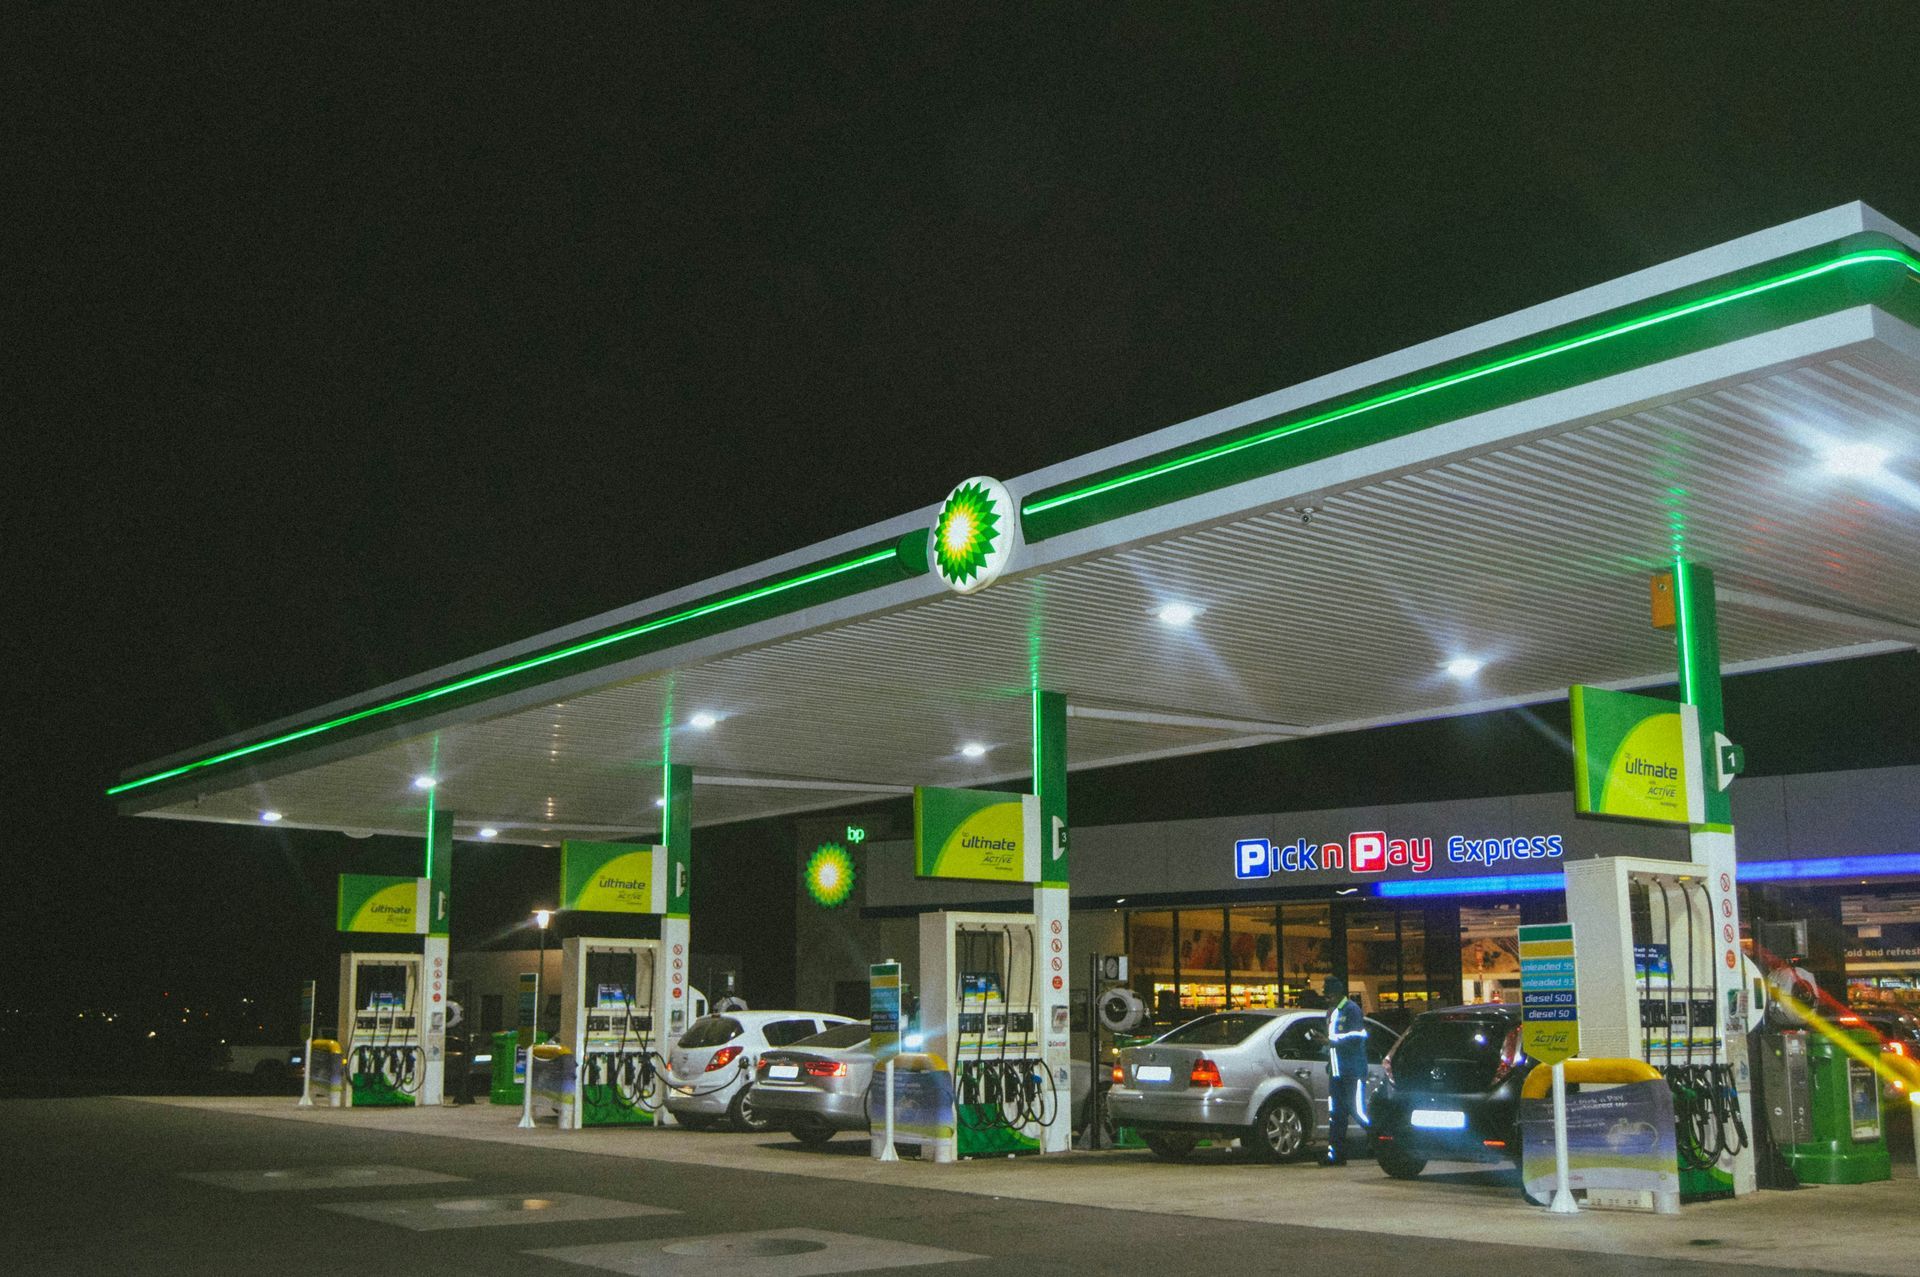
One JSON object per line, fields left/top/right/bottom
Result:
{"left": 1442, "top": 657, "right": 1484, "bottom": 680}
{"left": 653, "top": 797, "right": 667, "bottom": 808}
{"left": 960, "top": 743, "right": 988, "bottom": 759}
{"left": 412, "top": 775, "right": 437, "bottom": 791}
{"left": 259, "top": 810, "right": 283, "bottom": 823}
{"left": 1155, "top": 603, "right": 1198, "bottom": 626}
{"left": 689, "top": 712, "right": 719, "bottom": 729}
{"left": 478, "top": 827, "right": 499, "bottom": 839}
{"left": 1821, "top": 442, "right": 1891, "bottom": 479}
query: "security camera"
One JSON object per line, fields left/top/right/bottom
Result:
{"left": 1298, "top": 506, "right": 1318, "bottom": 525}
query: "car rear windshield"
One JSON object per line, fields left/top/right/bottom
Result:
{"left": 678, "top": 1016, "right": 743, "bottom": 1049}
{"left": 1392, "top": 1016, "right": 1515, "bottom": 1091}
{"left": 1159, "top": 1013, "right": 1269, "bottom": 1047}
{"left": 796, "top": 1022, "right": 870, "bottom": 1049}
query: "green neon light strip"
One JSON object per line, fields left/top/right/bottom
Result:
{"left": 109, "top": 547, "right": 897, "bottom": 797}
{"left": 1024, "top": 246, "right": 1920, "bottom": 519}
{"left": 1673, "top": 558, "right": 1700, "bottom": 707}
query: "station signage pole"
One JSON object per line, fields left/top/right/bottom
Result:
{"left": 516, "top": 969, "right": 539, "bottom": 1129}
{"left": 1656, "top": 561, "right": 1756, "bottom": 1197}
{"left": 295, "top": 978, "right": 316, "bottom": 1107}
{"left": 1520, "top": 923, "right": 1580, "bottom": 1213}
{"left": 422, "top": 803, "right": 454, "bottom": 1106}
{"left": 870, "top": 961, "right": 902, "bottom": 1162}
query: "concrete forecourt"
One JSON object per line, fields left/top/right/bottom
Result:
{"left": 5, "top": 1096, "right": 1893, "bottom": 1276}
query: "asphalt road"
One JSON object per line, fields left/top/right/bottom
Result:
{"left": 0, "top": 1099, "right": 1884, "bottom": 1275}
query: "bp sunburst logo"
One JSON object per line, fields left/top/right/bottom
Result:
{"left": 931, "top": 476, "right": 1018, "bottom": 594}
{"left": 805, "top": 842, "right": 856, "bottom": 908}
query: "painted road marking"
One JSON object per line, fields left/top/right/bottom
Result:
{"left": 319, "top": 1191, "right": 676, "bottom": 1231}
{"left": 528, "top": 1227, "right": 981, "bottom": 1275}
{"left": 180, "top": 1165, "right": 465, "bottom": 1192}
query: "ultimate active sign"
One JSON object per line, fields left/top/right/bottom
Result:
{"left": 1569, "top": 685, "right": 1704, "bottom": 825}
{"left": 336, "top": 874, "right": 428, "bottom": 934}
{"left": 1234, "top": 831, "right": 1565, "bottom": 880}
{"left": 561, "top": 840, "right": 668, "bottom": 914}
{"left": 914, "top": 785, "right": 1041, "bottom": 883}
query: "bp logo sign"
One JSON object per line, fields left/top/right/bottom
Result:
{"left": 931, "top": 476, "right": 1018, "bottom": 594}
{"left": 805, "top": 842, "right": 856, "bottom": 908}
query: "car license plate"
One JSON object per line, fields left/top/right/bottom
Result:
{"left": 1134, "top": 1064, "right": 1173, "bottom": 1083}
{"left": 1410, "top": 1108, "right": 1467, "bottom": 1129}
{"left": 767, "top": 1064, "right": 799, "bottom": 1080}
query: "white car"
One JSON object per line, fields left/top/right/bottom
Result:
{"left": 666, "top": 1010, "right": 854, "bottom": 1131}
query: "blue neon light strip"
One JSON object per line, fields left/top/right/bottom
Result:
{"left": 1372, "top": 854, "right": 1918, "bottom": 898}
{"left": 1375, "top": 873, "right": 1566, "bottom": 899}
{"left": 1738, "top": 854, "right": 1920, "bottom": 882}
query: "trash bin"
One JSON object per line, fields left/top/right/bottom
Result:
{"left": 489, "top": 1028, "right": 550, "bottom": 1106}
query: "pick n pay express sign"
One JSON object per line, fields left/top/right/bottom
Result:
{"left": 1235, "top": 830, "right": 1567, "bottom": 880}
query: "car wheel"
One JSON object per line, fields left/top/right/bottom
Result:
{"left": 790, "top": 1118, "right": 837, "bottom": 1147}
{"left": 1141, "top": 1131, "right": 1199, "bottom": 1161}
{"left": 1248, "top": 1094, "right": 1311, "bottom": 1163}
{"left": 728, "top": 1085, "right": 772, "bottom": 1133}
{"left": 1377, "top": 1143, "right": 1426, "bottom": 1179}
{"left": 672, "top": 1113, "right": 717, "bottom": 1132}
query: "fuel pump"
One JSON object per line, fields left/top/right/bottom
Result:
{"left": 1566, "top": 857, "right": 1753, "bottom": 1200}
{"left": 918, "top": 911, "right": 1064, "bottom": 1157}
{"left": 337, "top": 951, "right": 425, "bottom": 1107}
{"left": 558, "top": 936, "right": 669, "bottom": 1128}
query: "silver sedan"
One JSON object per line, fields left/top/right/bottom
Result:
{"left": 1109, "top": 1008, "right": 1397, "bottom": 1161}
{"left": 749, "top": 1021, "right": 876, "bottom": 1144}
{"left": 754, "top": 1022, "right": 1102, "bottom": 1147}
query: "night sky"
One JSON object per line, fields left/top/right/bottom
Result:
{"left": 13, "top": 8, "right": 1920, "bottom": 1033}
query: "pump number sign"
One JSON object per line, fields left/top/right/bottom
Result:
{"left": 1519, "top": 923, "right": 1579, "bottom": 1064}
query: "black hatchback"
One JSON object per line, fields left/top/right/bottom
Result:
{"left": 1370, "top": 1004, "right": 1535, "bottom": 1178}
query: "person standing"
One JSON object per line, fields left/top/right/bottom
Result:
{"left": 1321, "top": 975, "right": 1369, "bottom": 1166}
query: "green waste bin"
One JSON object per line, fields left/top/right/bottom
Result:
{"left": 489, "top": 1029, "right": 551, "bottom": 1106}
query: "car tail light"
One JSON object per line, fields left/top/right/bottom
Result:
{"left": 1488, "top": 1025, "right": 1524, "bottom": 1087}
{"left": 804, "top": 1061, "right": 847, "bottom": 1078}
{"left": 1190, "top": 1058, "right": 1222, "bottom": 1088}
{"left": 705, "top": 1046, "right": 742, "bottom": 1072}
{"left": 755, "top": 1057, "right": 771, "bottom": 1073}
{"left": 1111, "top": 1063, "right": 1124, "bottom": 1084}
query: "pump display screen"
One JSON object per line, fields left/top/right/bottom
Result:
{"left": 596, "top": 984, "right": 629, "bottom": 1009}
{"left": 360, "top": 964, "right": 408, "bottom": 1010}
{"left": 586, "top": 950, "right": 638, "bottom": 1008}
{"left": 961, "top": 973, "right": 1002, "bottom": 1000}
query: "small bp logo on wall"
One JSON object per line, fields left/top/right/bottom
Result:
{"left": 806, "top": 842, "right": 856, "bottom": 908}
{"left": 931, "top": 476, "right": 1018, "bottom": 594}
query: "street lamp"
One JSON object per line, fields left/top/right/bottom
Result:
{"left": 533, "top": 909, "right": 553, "bottom": 1032}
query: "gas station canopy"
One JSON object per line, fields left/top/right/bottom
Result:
{"left": 112, "top": 204, "right": 1920, "bottom": 845}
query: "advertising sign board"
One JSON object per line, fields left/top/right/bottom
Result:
{"left": 870, "top": 962, "right": 902, "bottom": 1063}
{"left": 335, "top": 874, "right": 427, "bottom": 934}
{"left": 1570, "top": 685, "right": 1704, "bottom": 825}
{"left": 561, "top": 840, "right": 667, "bottom": 914}
{"left": 1520, "top": 922, "right": 1580, "bottom": 1064}
{"left": 914, "top": 786, "right": 1040, "bottom": 883}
